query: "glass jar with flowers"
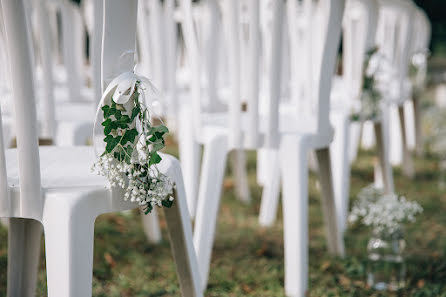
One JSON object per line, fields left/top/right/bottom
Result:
{"left": 349, "top": 186, "right": 423, "bottom": 291}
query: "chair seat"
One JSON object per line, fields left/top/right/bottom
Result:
{"left": 6, "top": 146, "right": 106, "bottom": 190}
{"left": 4, "top": 146, "right": 176, "bottom": 218}
{"left": 196, "top": 110, "right": 332, "bottom": 149}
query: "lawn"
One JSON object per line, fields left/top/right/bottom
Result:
{"left": 0, "top": 101, "right": 445, "bottom": 297}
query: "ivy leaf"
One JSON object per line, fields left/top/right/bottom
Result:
{"left": 119, "top": 115, "right": 131, "bottom": 124}
{"left": 102, "top": 118, "right": 116, "bottom": 135}
{"left": 102, "top": 105, "right": 117, "bottom": 119}
{"left": 114, "top": 109, "right": 122, "bottom": 120}
{"left": 152, "top": 142, "right": 165, "bottom": 152}
{"left": 149, "top": 151, "right": 162, "bottom": 166}
{"left": 102, "top": 118, "right": 112, "bottom": 127}
{"left": 105, "top": 136, "right": 120, "bottom": 153}
{"left": 162, "top": 199, "right": 173, "bottom": 208}
{"left": 102, "top": 105, "right": 111, "bottom": 117}
{"left": 144, "top": 203, "right": 153, "bottom": 214}
{"left": 124, "top": 146, "right": 133, "bottom": 164}
{"left": 147, "top": 125, "right": 169, "bottom": 142}
{"left": 131, "top": 105, "right": 141, "bottom": 121}
{"left": 120, "top": 128, "right": 139, "bottom": 145}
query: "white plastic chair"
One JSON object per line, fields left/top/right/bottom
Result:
{"left": 0, "top": 11, "right": 14, "bottom": 148}
{"left": 23, "top": 0, "right": 101, "bottom": 147}
{"left": 1, "top": 0, "right": 202, "bottom": 296}
{"left": 406, "top": 6, "right": 431, "bottom": 156}
{"left": 33, "top": 0, "right": 92, "bottom": 103}
{"left": 375, "top": 0, "right": 416, "bottom": 178}
{"left": 329, "top": 0, "right": 394, "bottom": 233}
{"left": 180, "top": 0, "right": 345, "bottom": 295}
{"left": 136, "top": 0, "right": 178, "bottom": 121}
{"left": 177, "top": 0, "right": 252, "bottom": 218}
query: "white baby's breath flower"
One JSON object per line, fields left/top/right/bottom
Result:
{"left": 349, "top": 185, "right": 423, "bottom": 234}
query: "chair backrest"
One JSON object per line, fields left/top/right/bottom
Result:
{"left": 178, "top": 0, "right": 206, "bottom": 135}
{"left": 285, "top": 0, "right": 346, "bottom": 137}
{"left": 221, "top": 0, "right": 261, "bottom": 148}
{"left": 137, "top": 0, "right": 165, "bottom": 89}
{"left": 180, "top": 0, "right": 344, "bottom": 147}
{"left": 180, "top": 0, "right": 267, "bottom": 148}
{"left": 410, "top": 7, "right": 431, "bottom": 89}
{"left": 412, "top": 7, "right": 431, "bottom": 55}
{"left": 102, "top": 0, "right": 138, "bottom": 91}
{"left": 342, "top": 0, "right": 379, "bottom": 102}
{"left": 1, "top": 0, "right": 42, "bottom": 219}
{"left": 137, "top": 0, "right": 177, "bottom": 115}
{"left": 376, "top": 0, "right": 415, "bottom": 90}
{"left": 32, "top": 0, "right": 57, "bottom": 139}
{"left": 0, "top": 8, "right": 12, "bottom": 107}
{"left": 60, "top": 0, "right": 86, "bottom": 101}
{"left": 91, "top": 0, "right": 104, "bottom": 105}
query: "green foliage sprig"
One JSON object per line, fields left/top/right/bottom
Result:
{"left": 93, "top": 80, "right": 174, "bottom": 214}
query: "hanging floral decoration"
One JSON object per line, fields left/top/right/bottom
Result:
{"left": 351, "top": 47, "right": 394, "bottom": 122}
{"left": 410, "top": 49, "right": 430, "bottom": 92}
{"left": 92, "top": 72, "right": 174, "bottom": 214}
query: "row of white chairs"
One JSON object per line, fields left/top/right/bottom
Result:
{"left": 0, "top": 0, "right": 431, "bottom": 296}
{"left": 173, "top": 0, "right": 430, "bottom": 294}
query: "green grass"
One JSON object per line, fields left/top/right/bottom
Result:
{"left": 0, "top": 113, "right": 445, "bottom": 296}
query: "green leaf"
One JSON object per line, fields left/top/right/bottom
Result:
{"left": 120, "top": 128, "right": 139, "bottom": 145}
{"left": 124, "top": 146, "right": 133, "bottom": 164}
{"left": 119, "top": 115, "right": 131, "bottom": 124}
{"left": 102, "top": 118, "right": 112, "bottom": 127}
{"left": 102, "top": 105, "right": 117, "bottom": 118}
{"left": 102, "top": 105, "right": 110, "bottom": 117}
{"left": 148, "top": 125, "right": 168, "bottom": 137}
{"left": 152, "top": 142, "right": 165, "bottom": 152}
{"left": 147, "top": 125, "right": 169, "bottom": 143}
{"left": 131, "top": 106, "right": 141, "bottom": 121}
{"left": 114, "top": 109, "right": 122, "bottom": 120}
{"left": 162, "top": 199, "right": 174, "bottom": 208}
{"left": 104, "top": 134, "right": 114, "bottom": 143}
{"left": 149, "top": 151, "right": 162, "bottom": 166}
{"left": 144, "top": 203, "right": 153, "bottom": 214}
{"left": 105, "top": 136, "right": 120, "bottom": 153}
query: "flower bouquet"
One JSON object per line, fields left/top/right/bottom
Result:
{"left": 350, "top": 48, "right": 395, "bottom": 122}
{"left": 92, "top": 72, "right": 174, "bottom": 214}
{"left": 349, "top": 185, "right": 423, "bottom": 291}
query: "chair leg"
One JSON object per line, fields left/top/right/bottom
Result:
{"left": 280, "top": 136, "right": 309, "bottom": 297}
{"left": 193, "top": 134, "right": 228, "bottom": 290}
{"left": 43, "top": 211, "right": 95, "bottom": 297}
{"left": 178, "top": 109, "right": 201, "bottom": 218}
{"left": 329, "top": 115, "right": 351, "bottom": 234}
{"left": 361, "top": 121, "right": 375, "bottom": 149}
{"left": 256, "top": 149, "right": 267, "bottom": 186}
{"left": 315, "top": 148, "right": 345, "bottom": 257}
{"left": 7, "top": 218, "right": 42, "bottom": 297}
{"left": 164, "top": 160, "right": 203, "bottom": 297}
{"left": 413, "top": 96, "right": 423, "bottom": 156}
{"left": 259, "top": 149, "right": 281, "bottom": 227}
{"left": 231, "top": 150, "right": 251, "bottom": 203}
{"left": 398, "top": 106, "right": 415, "bottom": 178}
{"left": 348, "top": 121, "right": 362, "bottom": 164}
{"left": 140, "top": 208, "right": 162, "bottom": 244}
{"left": 374, "top": 122, "right": 394, "bottom": 194}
